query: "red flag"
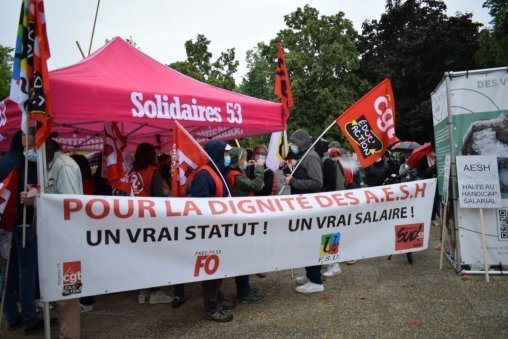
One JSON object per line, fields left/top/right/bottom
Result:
{"left": 336, "top": 78, "right": 399, "bottom": 168}
{"left": 274, "top": 43, "right": 294, "bottom": 123}
{"left": 0, "top": 168, "right": 20, "bottom": 232}
{"left": 171, "top": 121, "right": 209, "bottom": 197}
{"left": 10, "top": 0, "right": 53, "bottom": 148}
{"left": 104, "top": 122, "right": 133, "bottom": 195}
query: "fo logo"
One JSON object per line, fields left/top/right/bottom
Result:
{"left": 320, "top": 232, "right": 341, "bottom": 256}
{"left": 395, "top": 223, "right": 424, "bottom": 250}
{"left": 62, "top": 261, "right": 82, "bottom": 296}
{"left": 194, "top": 254, "right": 220, "bottom": 277}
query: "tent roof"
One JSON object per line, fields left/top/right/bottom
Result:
{"left": 1, "top": 37, "right": 284, "bottom": 152}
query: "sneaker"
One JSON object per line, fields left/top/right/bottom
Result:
{"left": 295, "top": 276, "right": 309, "bottom": 285}
{"left": 138, "top": 290, "right": 147, "bottom": 304}
{"left": 80, "top": 303, "right": 94, "bottom": 313}
{"left": 240, "top": 293, "right": 265, "bottom": 303}
{"left": 172, "top": 296, "right": 187, "bottom": 309}
{"left": 346, "top": 260, "right": 357, "bottom": 265}
{"left": 203, "top": 310, "right": 233, "bottom": 322}
{"left": 322, "top": 263, "right": 341, "bottom": 277}
{"left": 221, "top": 300, "right": 237, "bottom": 311}
{"left": 295, "top": 281, "right": 324, "bottom": 294}
{"left": 36, "top": 300, "right": 55, "bottom": 313}
{"left": 149, "top": 290, "right": 173, "bottom": 304}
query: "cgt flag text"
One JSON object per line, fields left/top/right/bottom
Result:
{"left": 336, "top": 78, "right": 399, "bottom": 168}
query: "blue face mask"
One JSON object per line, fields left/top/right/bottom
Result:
{"left": 254, "top": 155, "right": 266, "bottom": 162}
{"left": 224, "top": 155, "right": 231, "bottom": 167}
{"left": 290, "top": 144, "right": 299, "bottom": 155}
{"left": 24, "top": 149, "right": 37, "bottom": 162}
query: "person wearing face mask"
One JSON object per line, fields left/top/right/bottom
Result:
{"left": 226, "top": 147, "right": 265, "bottom": 303}
{"left": 0, "top": 129, "right": 42, "bottom": 335}
{"left": 247, "top": 144, "right": 277, "bottom": 197}
{"left": 284, "top": 129, "right": 325, "bottom": 293}
{"left": 187, "top": 140, "right": 237, "bottom": 322}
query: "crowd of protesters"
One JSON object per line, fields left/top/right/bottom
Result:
{"left": 0, "top": 128, "right": 436, "bottom": 335}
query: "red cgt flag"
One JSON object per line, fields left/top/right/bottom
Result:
{"left": 274, "top": 43, "right": 294, "bottom": 123}
{"left": 0, "top": 168, "right": 20, "bottom": 232}
{"left": 171, "top": 121, "right": 209, "bottom": 197}
{"left": 103, "top": 122, "right": 133, "bottom": 195}
{"left": 336, "top": 78, "right": 399, "bottom": 168}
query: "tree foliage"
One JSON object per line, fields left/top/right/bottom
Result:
{"left": 474, "top": 0, "right": 508, "bottom": 67}
{"left": 0, "top": 45, "right": 14, "bottom": 100}
{"left": 169, "top": 34, "right": 239, "bottom": 91}
{"left": 241, "top": 5, "right": 369, "bottom": 143}
{"left": 357, "top": 0, "right": 482, "bottom": 143}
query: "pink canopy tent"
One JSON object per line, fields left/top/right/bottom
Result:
{"left": 0, "top": 37, "right": 284, "bottom": 152}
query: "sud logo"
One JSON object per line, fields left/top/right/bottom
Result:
{"left": 318, "top": 232, "right": 341, "bottom": 263}
{"left": 395, "top": 223, "right": 424, "bottom": 250}
{"left": 62, "top": 261, "right": 82, "bottom": 296}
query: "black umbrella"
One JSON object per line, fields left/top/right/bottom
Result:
{"left": 390, "top": 141, "right": 421, "bottom": 153}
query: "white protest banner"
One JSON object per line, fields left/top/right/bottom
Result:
{"left": 37, "top": 179, "right": 436, "bottom": 302}
{"left": 456, "top": 155, "right": 501, "bottom": 208}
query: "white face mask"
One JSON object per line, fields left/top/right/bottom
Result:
{"left": 254, "top": 155, "right": 266, "bottom": 162}
{"left": 24, "top": 148, "right": 37, "bottom": 162}
{"left": 239, "top": 160, "right": 247, "bottom": 171}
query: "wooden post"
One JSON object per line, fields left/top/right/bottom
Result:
{"left": 479, "top": 208, "right": 490, "bottom": 282}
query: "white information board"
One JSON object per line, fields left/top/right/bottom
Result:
{"left": 456, "top": 155, "right": 501, "bottom": 209}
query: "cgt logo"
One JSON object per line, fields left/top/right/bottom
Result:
{"left": 395, "top": 223, "right": 424, "bottom": 250}
{"left": 63, "top": 261, "right": 82, "bottom": 284}
{"left": 194, "top": 254, "right": 220, "bottom": 277}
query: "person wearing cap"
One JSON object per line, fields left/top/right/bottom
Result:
{"left": 321, "top": 146, "right": 346, "bottom": 277}
{"left": 284, "top": 129, "right": 324, "bottom": 293}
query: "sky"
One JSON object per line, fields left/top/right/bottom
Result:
{"left": 0, "top": 0, "right": 492, "bottom": 83}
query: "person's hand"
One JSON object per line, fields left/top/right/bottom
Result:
{"left": 248, "top": 159, "right": 256, "bottom": 167}
{"left": 284, "top": 174, "right": 293, "bottom": 186}
{"left": 255, "top": 158, "right": 265, "bottom": 166}
{"left": 20, "top": 191, "right": 35, "bottom": 206}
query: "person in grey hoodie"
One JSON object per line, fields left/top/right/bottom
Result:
{"left": 283, "top": 129, "right": 324, "bottom": 293}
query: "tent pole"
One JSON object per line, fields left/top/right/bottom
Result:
{"left": 88, "top": 0, "right": 101, "bottom": 56}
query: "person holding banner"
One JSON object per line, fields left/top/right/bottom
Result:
{"left": 226, "top": 147, "right": 266, "bottom": 303}
{"left": 21, "top": 135, "right": 82, "bottom": 338}
{"left": 284, "top": 130, "right": 325, "bottom": 293}
{"left": 129, "top": 143, "right": 174, "bottom": 305}
{"left": 187, "top": 140, "right": 237, "bottom": 322}
{"left": 321, "top": 147, "right": 345, "bottom": 277}
{"left": 0, "top": 130, "right": 40, "bottom": 334}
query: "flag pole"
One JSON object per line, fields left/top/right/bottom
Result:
{"left": 88, "top": 0, "right": 101, "bottom": 56}
{"left": 278, "top": 120, "right": 337, "bottom": 194}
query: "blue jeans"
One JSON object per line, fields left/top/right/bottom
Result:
{"left": 235, "top": 275, "right": 251, "bottom": 298}
{"left": 4, "top": 224, "right": 39, "bottom": 329}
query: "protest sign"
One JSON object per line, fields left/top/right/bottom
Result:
{"left": 37, "top": 179, "right": 436, "bottom": 301}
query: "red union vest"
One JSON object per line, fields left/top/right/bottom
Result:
{"left": 129, "top": 165, "right": 158, "bottom": 197}
{"left": 187, "top": 165, "right": 224, "bottom": 197}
